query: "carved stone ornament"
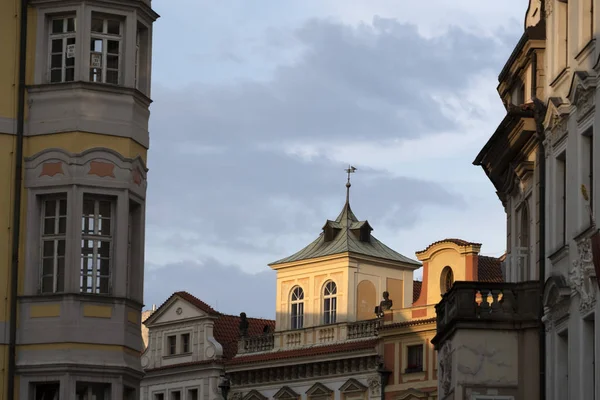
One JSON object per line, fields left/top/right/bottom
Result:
{"left": 576, "top": 88, "right": 595, "bottom": 121}
{"left": 569, "top": 239, "right": 597, "bottom": 313}
{"left": 439, "top": 341, "right": 452, "bottom": 395}
{"left": 544, "top": 0, "right": 553, "bottom": 17}
{"left": 367, "top": 376, "right": 381, "bottom": 396}
{"left": 543, "top": 135, "right": 552, "bottom": 158}
{"left": 549, "top": 115, "right": 568, "bottom": 147}
{"left": 230, "top": 392, "right": 242, "bottom": 400}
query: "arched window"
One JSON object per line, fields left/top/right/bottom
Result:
{"left": 440, "top": 266, "right": 454, "bottom": 295}
{"left": 290, "top": 286, "right": 304, "bottom": 329}
{"left": 323, "top": 281, "right": 337, "bottom": 324}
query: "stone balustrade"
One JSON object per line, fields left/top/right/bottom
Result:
{"left": 432, "top": 281, "right": 541, "bottom": 348}
{"left": 237, "top": 319, "right": 381, "bottom": 354}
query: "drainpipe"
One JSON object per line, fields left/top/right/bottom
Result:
{"left": 531, "top": 50, "right": 547, "bottom": 400}
{"left": 7, "top": 0, "right": 29, "bottom": 398}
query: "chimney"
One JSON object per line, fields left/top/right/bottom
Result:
{"left": 152, "top": 304, "right": 156, "bottom": 312}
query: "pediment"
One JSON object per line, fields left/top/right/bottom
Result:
{"left": 242, "top": 390, "right": 267, "bottom": 400}
{"left": 306, "top": 383, "right": 333, "bottom": 397}
{"left": 567, "top": 71, "right": 596, "bottom": 104}
{"left": 543, "top": 274, "right": 570, "bottom": 307}
{"left": 395, "top": 388, "right": 428, "bottom": 399}
{"left": 542, "top": 97, "right": 569, "bottom": 130}
{"left": 274, "top": 386, "right": 300, "bottom": 399}
{"left": 338, "top": 378, "right": 367, "bottom": 393}
{"left": 145, "top": 296, "right": 211, "bottom": 327}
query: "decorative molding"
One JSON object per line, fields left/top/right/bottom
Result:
{"left": 569, "top": 238, "right": 597, "bottom": 314}
{"left": 544, "top": 0, "right": 553, "bottom": 17}
{"left": 575, "top": 88, "right": 595, "bottom": 122}
{"left": 338, "top": 378, "right": 368, "bottom": 393}
{"left": 439, "top": 340, "right": 452, "bottom": 395}
{"left": 367, "top": 375, "right": 381, "bottom": 397}
{"left": 306, "top": 382, "right": 333, "bottom": 397}
{"left": 39, "top": 162, "right": 64, "bottom": 177}
{"left": 230, "top": 392, "right": 243, "bottom": 400}
{"left": 88, "top": 161, "right": 116, "bottom": 178}
{"left": 273, "top": 386, "right": 300, "bottom": 399}
{"left": 242, "top": 390, "right": 267, "bottom": 400}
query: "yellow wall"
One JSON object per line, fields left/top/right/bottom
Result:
{"left": 0, "top": 135, "right": 15, "bottom": 325}
{"left": 424, "top": 248, "right": 467, "bottom": 306}
{"left": 0, "top": 1, "right": 18, "bottom": 120}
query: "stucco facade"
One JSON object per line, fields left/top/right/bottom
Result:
{"left": 0, "top": 0, "right": 158, "bottom": 398}
{"left": 464, "top": 1, "right": 600, "bottom": 399}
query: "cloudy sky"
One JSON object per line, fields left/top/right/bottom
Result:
{"left": 144, "top": 0, "right": 527, "bottom": 319}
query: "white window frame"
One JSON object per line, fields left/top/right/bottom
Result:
{"left": 80, "top": 196, "right": 114, "bottom": 294}
{"left": 48, "top": 15, "right": 77, "bottom": 83}
{"left": 89, "top": 13, "right": 123, "bottom": 85}
{"left": 180, "top": 332, "right": 191, "bottom": 353}
{"left": 290, "top": 286, "right": 304, "bottom": 330}
{"left": 323, "top": 281, "right": 337, "bottom": 324}
{"left": 40, "top": 197, "right": 68, "bottom": 294}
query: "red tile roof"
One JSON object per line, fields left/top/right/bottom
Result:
{"left": 412, "top": 281, "right": 422, "bottom": 304}
{"left": 416, "top": 238, "right": 482, "bottom": 254}
{"left": 478, "top": 255, "right": 504, "bottom": 282}
{"left": 226, "top": 339, "right": 378, "bottom": 366}
{"left": 214, "top": 314, "right": 276, "bottom": 360}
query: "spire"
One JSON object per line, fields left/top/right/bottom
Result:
{"left": 344, "top": 165, "right": 357, "bottom": 204}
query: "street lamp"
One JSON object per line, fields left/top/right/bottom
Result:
{"left": 377, "top": 363, "right": 391, "bottom": 400}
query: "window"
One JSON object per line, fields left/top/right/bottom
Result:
{"left": 518, "top": 203, "right": 530, "bottom": 281}
{"left": 76, "top": 382, "right": 111, "bottom": 400}
{"left": 557, "top": 1, "right": 569, "bottom": 70}
{"left": 583, "top": 315, "right": 595, "bottom": 397}
{"left": 406, "top": 344, "right": 424, "bottom": 373}
{"left": 167, "top": 335, "right": 177, "bottom": 355}
{"left": 290, "top": 286, "right": 304, "bottom": 329}
{"left": 90, "top": 14, "right": 122, "bottom": 84}
{"left": 41, "top": 197, "right": 67, "bottom": 293}
{"left": 557, "top": 330, "right": 569, "bottom": 399}
{"left": 323, "top": 281, "right": 337, "bottom": 324}
{"left": 154, "top": 394, "right": 165, "bottom": 400}
{"left": 34, "top": 382, "right": 60, "bottom": 400}
{"left": 123, "top": 387, "right": 136, "bottom": 400}
{"left": 556, "top": 153, "right": 567, "bottom": 245}
{"left": 49, "top": 16, "right": 76, "bottom": 83}
{"left": 81, "top": 196, "right": 113, "bottom": 294}
{"left": 181, "top": 333, "right": 190, "bottom": 353}
{"left": 187, "top": 389, "right": 198, "bottom": 400}
{"left": 170, "top": 391, "right": 181, "bottom": 400}
{"left": 440, "top": 266, "right": 454, "bottom": 294}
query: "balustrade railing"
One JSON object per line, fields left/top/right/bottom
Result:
{"left": 239, "top": 333, "right": 274, "bottom": 354}
{"left": 346, "top": 319, "right": 380, "bottom": 339}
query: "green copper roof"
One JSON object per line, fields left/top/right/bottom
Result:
{"left": 269, "top": 202, "right": 421, "bottom": 267}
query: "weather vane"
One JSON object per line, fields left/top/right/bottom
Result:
{"left": 345, "top": 165, "right": 357, "bottom": 203}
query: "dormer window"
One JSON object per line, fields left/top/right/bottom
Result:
{"left": 322, "top": 221, "right": 341, "bottom": 242}
{"left": 350, "top": 221, "right": 372, "bottom": 243}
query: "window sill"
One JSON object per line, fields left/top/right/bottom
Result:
{"left": 574, "top": 223, "right": 598, "bottom": 242}
{"left": 163, "top": 352, "right": 192, "bottom": 359}
{"left": 404, "top": 367, "right": 424, "bottom": 374}
{"left": 575, "top": 39, "right": 595, "bottom": 62}
{"left": 548, "top": 243, "right": 569, "bottom": 264}
{"left": 29, "top": 80, "right": 151, "bottom": 106}
{"left": 18, "top": 292, "right": 143, "bottom": 308}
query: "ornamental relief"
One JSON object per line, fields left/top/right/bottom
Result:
{"left": 544, "top": 0, "right": 553, "bottom": 17}
{"left": 367, "top": 375, "right": 381, "bottom": 397}
{"left": 575, "top": 87, "right": 595, "bottom": 122}
{"left": 439, "top": 341, "right": 452, "bottom": 396}
{"left": 569, "top": 238, "right": 597, "bottom": 314}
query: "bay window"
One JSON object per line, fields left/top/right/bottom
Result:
{"left": 80, "top": 196, "right": 113, "bottom": 294}
{"left": 49, "top": 16, "right": 76, "bottom": 83}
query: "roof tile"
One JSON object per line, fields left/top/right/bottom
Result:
{"left": 478, "top": 255, "right": 504, "bottom": 282}
{"left": 214, "top": 315, "right": 276, "bottom": 360}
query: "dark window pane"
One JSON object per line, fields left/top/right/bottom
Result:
{"left": 57, "top": 257, "right": 65, "bottom": 292}
{"left": 67, "top": 17, "right": 75, "bottom": 32}
{"left": 45, "top": 200, "right": 56, "bottom": 217}
{"left": 66, "top": 55, "right": 75, "bottom": 67}
{"left": 59, "top": 199, "right": 67, "bottom": 215}
{"left": 51, "top": 54, "right": 62, "bottom": 69}
{"left": 51, "top": 39, "right": 63, "bottom": 53}
{"left": 99, "top": 276, "right": 109, "bottom": 294}
{"left": 58, "top": 217, "right": 66, "bottom": 234}
{"left": 100, "top": 218, "right": 111, "bottom": 236}
{"left": 99, "top": 257, "right": 110, "bottom": 276}
{"left": 99, "top": 201, "right": 111, "bottom": 218}
{"left": 107, "top": 40, "right": 119, "bottom": 54}
{"left": 89, "top": 68, "right": 102, "bottom": 83}
{"left": 65, "top": 67, "right": 75, "bottom": 82}
{"left": 98, "top": 241, "right": 110, "bottom": 258}
{"left": 106, "top": 55, "right": 118, "bottom": 69}
{"left": 41, "top": 276, "right": 54, "bottom": 293}
{"left": 83, "top": 199, "right": 95, "bottom": 216}
{"left": 107, "top": 20, "right": 120, "bottom": 35}
{"left": 42, "top": 256, "right": 54, "bottom": 275}
{"left": 43, "top": 241, "right": 54, "bottom": 257}
{"left": 106, "top": 70, "right": 118, "bottom": 84}
{"left": 52, "top": 19, "right": 63, "bottom": 34}
{"left": 44, "top": 218, "right": 55, "bottom": 235}
{"left": 50, "top": 69, "right": 62, "bottom": 83}
{"left": 91, "top": 18, "right": 104, "bottom": 33}
{"left": 57, "top": 240, "right": 66, "bottom": 256}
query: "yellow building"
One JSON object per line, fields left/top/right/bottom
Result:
{"left": 0, "top": 0, "right": 158, "bottom": 398}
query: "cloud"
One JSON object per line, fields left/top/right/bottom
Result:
{"left": 145, "top": 260, "right": 276, "bottom": 319}
{"left": 144, "top": 16, "right": 517, "bottom": 309}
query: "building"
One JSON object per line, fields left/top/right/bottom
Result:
{"left": 379, "top": 239, "right": 503, "bottom": 400}
{"left": 439, "top": 0, "right": 600, "bottom": 399}
{"left": 0, "top": 0, "right": 158, "bottom": 398}
{"left": 140, "top": 292, "right": 274, "bottom": 400}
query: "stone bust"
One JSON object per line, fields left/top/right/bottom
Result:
{"left": 239, "top": 312, "right": 249, "bottom": 337}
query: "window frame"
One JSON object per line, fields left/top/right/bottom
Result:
{"left": 75, "top": 381, "right": 111, "bottom": 400}
{"left": 166, "top": 335, "right": 177, "bottom": 356}
{"left": 323, "top": 281, "right": 337, "bottom": 324}
{"left": 47, "top": 15, "right": 77, "bottom": 83}
{"left": 80, "top": 195, "right": 115, "bottom": 295}
{"left": 89, "top": 12, "right": 124, "bottom": 85}
{"left": 33, "top": 381, "right": 61, "bottom": 400}
{"left": 440, "top": 266, "right": 454, "bottom": 295}
{"left": 181, "top": 332, "right": 191, "bottom": 354}
{"left": 405, "top": 343, "right": 424, "bottom": 373}
{"left": 40, "top": 196, "right": 68, "bottom": 294}
{"left": 290, "top": 286, "right": 304, "bottom": 330}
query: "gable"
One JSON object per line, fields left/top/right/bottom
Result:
{"left": 147, "top": 298, "right": 209, "bottom": 326}
{"left": 274, "top": 386, "right": 300, "bottom": 399}
{"left": 339, "top": 378, "right": 367, "bottom": 393}
{"left": 306, "top": 383, "right": 333, "bottom": 397}
{"left": 242, "top": 390, "right": 267, "bottom": 400}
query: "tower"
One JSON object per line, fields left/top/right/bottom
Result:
{"left": 0, "top": 0, "right": 159, "bottom": 398}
